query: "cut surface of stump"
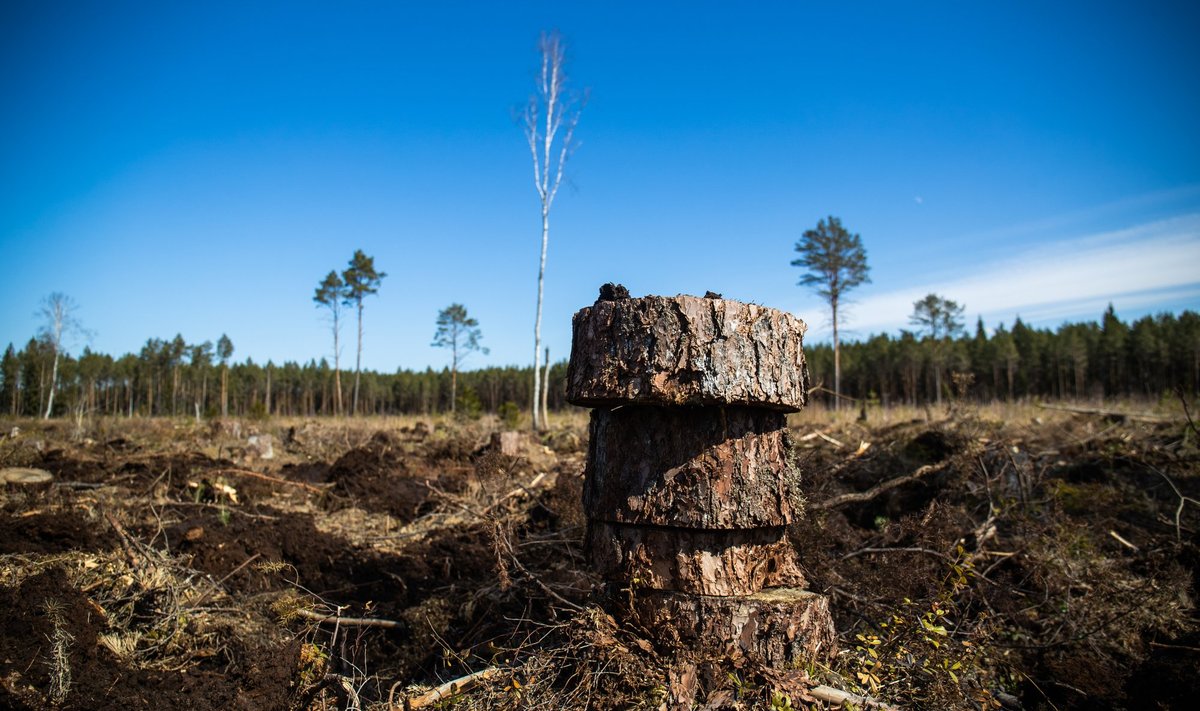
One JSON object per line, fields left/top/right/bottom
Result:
{"left": 0, "top": 467, "right": 53, "bottom": 485}
{"left": 584, "top": 405, "right": 798, "bottom": 528}
{"left": 587, "top": 521, "right": 806, "bottom": 596}
{"left": 566, "top": 294, "right": 809, "bottom": 411}
{"left": 628, "top": 587, "right": 835, "bottom": 666}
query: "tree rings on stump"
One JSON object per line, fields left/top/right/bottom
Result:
{"left": 628, "top": 587, "right": 835, "bottom": 666}
{"left": 0, "top": 467, "right": 53, "bottom": 486}
{"left": 584, "top": 405, "right": 799, "bottom": 529}
{"left": 566, "top": 294, "right": 809, "bottom": 411}
{"left": 587, "top": 521, "right": 806, "bottom": 596}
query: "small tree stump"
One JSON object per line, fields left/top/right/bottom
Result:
{"left": 584, "top": 406, "right": 798, "bottom": 528}
{"left": 567, "top": 294, "right": 809, "bottom": 411}
{"left": 0, "top": 467, "right": 54, "bottom": 486}
{"left": 628, "top": 587, "right": 835, "bottom": 666}
{"left": 489, "top": 431, "right": 523, "bottom": 457}
{"left": 587, "top": 522, "right": 806, "bottom": 596}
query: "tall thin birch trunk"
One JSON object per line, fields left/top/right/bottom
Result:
{"left": 523, "top": 31, "right": 583, "bottom": 431}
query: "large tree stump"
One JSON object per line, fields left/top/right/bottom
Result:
{"left": 567, "top": 294, "right": 810, "bottom": 411}
{"left": 587, "top": 522, "right": 806, "bottom": 596}
{"left": 567, "top": 286, "right": 835, "bottom": 666}
{"left": 584, "top": 406, "right": 798, "bottom": 528}
{"left": 628, "top": 588, "right": 835, "bottom": 665}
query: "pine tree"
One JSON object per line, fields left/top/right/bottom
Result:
{"left": 792, "top": 216, "right": 871, "bottom": 410}
{"left": 341, "top": 250, "right": 386, "bottom": 416}
{"left": 432, "top": 304, "right": 488, "bottom": 414}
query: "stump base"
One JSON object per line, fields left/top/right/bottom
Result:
{"left": 627, "top": 587, "right": 836, "bottom": 666}
{"left": 587, "top": 521, "right": 805, "bottom": 596}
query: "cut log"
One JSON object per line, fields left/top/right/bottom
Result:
{"left": 584, "top": 406, "right": 799, "bottom": 528}
{"left": 628, "top": 587, "right": 835, "bottom": 666}
{"left": 587, "top": 521, "right": 806, "bottom": 595}
{"left": 566, "top": 294, "right": 809, "bottom": 411}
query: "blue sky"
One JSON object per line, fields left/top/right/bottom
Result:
{"left": 2, "top": 1, "right": 1198, "bottom": 371}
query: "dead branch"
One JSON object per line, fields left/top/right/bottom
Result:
{"left": 809, "top": 683, "right": 901, "bottom": 710}
{"left": 214, "top": 467, "right": 330, "bottom": 494}
{"left": 103, "top": 510, "right": 143, "bottom": 568}
{"left": 841, "top": 547, "right": 954, "bottom": 564}
{"left": 1035, "top": 402, "right": 1176, "bottom": 424}
{"left": 494, "top": 525, "right": 584, "bottom": 612}
{"left": 294, "top": 608, "right": 403, "bottom": 629}
{"left": 814, "top": 462, "right": 949, "bottom": 510}
{"left": 809, "top": 385, "right": 862, "bottom": 403}
{"left": 1177, "top": 387, "right": 1200, "bottom": 439}
{"left": 1146, "top": 464, "right": 1199, "bottom": 542}
{"left": 400, "top": 667, "right": 501, "bottom": 709}
{"left": 1108, "top": 530, "right": 1138, "bottom": 551}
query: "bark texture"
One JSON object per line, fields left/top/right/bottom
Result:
{"left": 567, "top": 294, "right": 809, "bottom": 411}
{"left": 587, "top": 522, "right": 806, "bottom": 596}
{"left": 584, "top": 406, "right": 799, "bottom": 528}
{"left": 628, "top": 587, "right": 835, "bottom": 665}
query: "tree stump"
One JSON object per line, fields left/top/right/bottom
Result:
{"left": 567, "top": 286, "right": 835, "bottom": 667}
{"left": 567, "top": 293, "right": 810, "bottom": 410}
{"left": 584, "top": 406, "right": 798, "bottom": 529}
{"left": 587, "top": 521, "right": 806, "bottom": 595}
{"left": 628, "top": 588, "right": 835, "bottom": 666}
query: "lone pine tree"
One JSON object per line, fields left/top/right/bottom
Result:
{"left": 792, "top": 216, "right": 870, "bottom": 410}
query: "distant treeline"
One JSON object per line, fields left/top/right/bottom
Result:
{"left": 807, "top": 306, "right": 1200, "bottom": 407}
{"left": 2, "top": 306, "right": 1197, "bottom": 419}
{"left": 0, "top": 335, "right": 568, "bottom": 419}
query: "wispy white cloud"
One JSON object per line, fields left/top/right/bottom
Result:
{"left": 845, "top": 214, "right": 1200, "bottom": 334}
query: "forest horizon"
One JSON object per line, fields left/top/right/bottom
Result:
{"left": 4, "top": 302, "right": 1196, "bottom": 419}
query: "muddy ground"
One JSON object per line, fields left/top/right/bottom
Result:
{"left": 0, "top": 405, "right": 1197, "bottom": 710}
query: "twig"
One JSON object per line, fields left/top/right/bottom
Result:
{"left": 1177, "top": 387, "right": 1200, "bottom": 439}
{"left": 809, "top": 385, "right": 862, "bottom": 404}
{"left": 326, "top": 673, "right": 362, "bottom": 711}
{"left": 215, "top": 552, "right": 262, "bottom": 587}
{"left": 1149, "top": 640, "right": 1200, "bottom": 653}
{"left": 814, "top": 462, "right": 949, "bottom": 510}
{"left": 1108, "top": 530, "right": 1138, "bottom": 551}
{"left": 496, "top": 527, "right": 584, "bottom": 612}
{"left": 294, "top": 608, "right": 403, "bottom": 629}
{"left": 1146, "top": 464, "right": 1199, "bottom": 542}
{"left": 103, "top": 511, "right": 142, "bottom": 568}
{"left": 808, "top": 683, "right": 900, "bottom": 710}
{"left": 799, "top": 430, "right": 846, "bottom": 448}
{"left": 214, "top": 468, "right": 330, "bottom": 494}
{"left": 401, "top": 667, "right": 501, "bottom": 709}
{"left": 841, "top": 547, "right": 954, "bottom": 563}
{"left": 815, "top": 431, "right": 846, "bottom": 448}
{"left": 502, "top": 471, "right": 547, "bottom": 500}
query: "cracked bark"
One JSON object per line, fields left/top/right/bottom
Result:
{"left": 587, "top": 521, "right": 806, "bottom": 595}
{"left": 627, "top": 587, "right": 835, "bottom": 665}
{"left": 584, "top": 406, "right": 800, "bottom": 528}
{"left": 567, "top": 294, "right": 809, "bottom": 410}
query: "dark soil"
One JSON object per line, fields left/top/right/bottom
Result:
{"left": 0, "top": 411, "right": 1196, "bottom": 709}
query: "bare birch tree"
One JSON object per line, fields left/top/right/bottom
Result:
{"left": 37, "top": 292, "right": 85, "bottom": 419}
{"left": 523, "top": 30, "right": 584, "bottom": 430}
